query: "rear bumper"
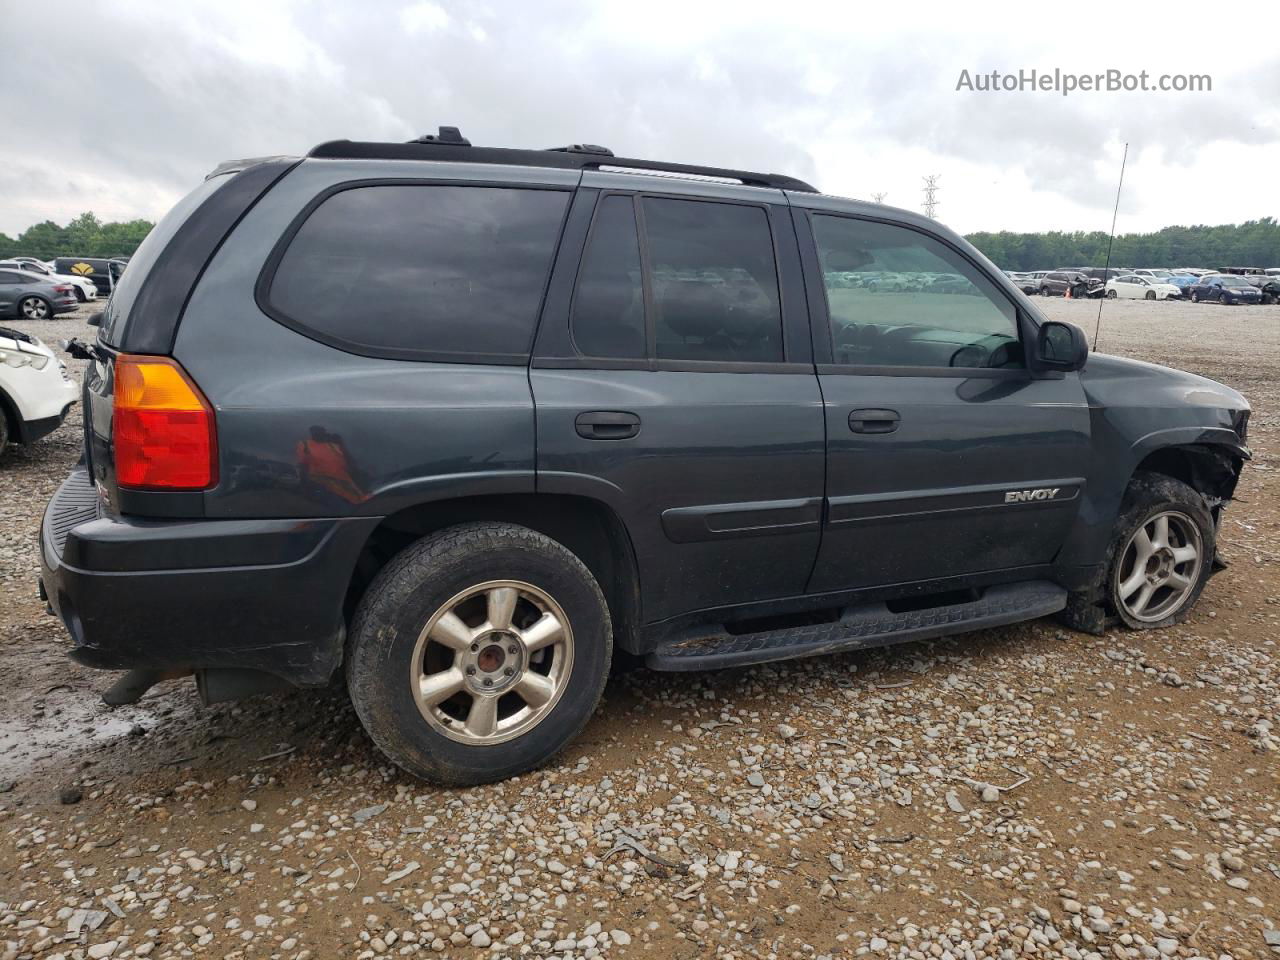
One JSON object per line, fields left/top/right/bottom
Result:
{"left": 39, "top": 469, "right": 379, "bottom": 686}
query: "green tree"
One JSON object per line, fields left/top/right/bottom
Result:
{"left": 967, "top": 219, "right": 1280, "bottom": 271}
{"left": 4, "top": 212, "right": 156, "bottom": 261}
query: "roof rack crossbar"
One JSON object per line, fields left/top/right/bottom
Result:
{"left": 306, "top": 139, "right": 817, "bottom": 193}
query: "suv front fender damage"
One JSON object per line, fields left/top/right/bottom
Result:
{"left": 1058, "top": 438, "right": 1247, "bottom": 635}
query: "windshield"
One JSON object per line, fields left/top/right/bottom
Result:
{"left": 1221, "top": 277, "right": 1252, "bottom": 287}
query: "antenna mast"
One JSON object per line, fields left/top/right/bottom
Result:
{"left": 922, "top": 175, "right": 940, "bottom": 218}
{"left": 1093, "top": 142, "right": 1129, "bottom": 351}
{"left": 871, "top": 192, "right": 887, "bottom": 204}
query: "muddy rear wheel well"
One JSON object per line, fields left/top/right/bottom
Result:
{"left": 344, "top": 494, "right": 642, "bottom": 653}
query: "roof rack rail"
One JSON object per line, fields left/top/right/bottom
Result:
{"left": 308, "top": 128, "right": 817, "bottom": 193}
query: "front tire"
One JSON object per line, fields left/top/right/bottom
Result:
{"left": 1145, "top": 290, "right": 1156, "bottom": 300}
{"left": 1105, "top": 473, "right": 1214, "bottom": 630}
{"left": 346, "top": 522, "right": 613, "bottom": 785}
{"left": 1106, "top": 289, "right": 1117, "bottom": 299}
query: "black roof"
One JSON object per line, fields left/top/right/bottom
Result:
{"left": 307, "top": 127, "right": 818, "bottom": 193}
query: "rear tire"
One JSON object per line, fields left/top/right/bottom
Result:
{"left": 1145, "top": 290, "right": 1156, "bottom": 300}
{"left": 1104, "top": 473, "right": 1215, "bottom": 630}
{"left": 0, "top": 410, "right": 9, "bottom": 458}
{"left": 18, "top": 296, "right": 50, "bottom": 320}
{"left": 346, "top": 522, "right": 613, "bottom": 785}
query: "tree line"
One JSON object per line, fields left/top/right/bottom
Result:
{"left": 4, "top": 211, "right": 1278, "bottom": 272}
{"left": 965, "top": 218, "right": 1280, "bottom": 271}
{"left": 0, "top": 212, "right": 154, "bottom": 261}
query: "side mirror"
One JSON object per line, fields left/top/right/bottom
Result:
{"left": 87, "top": 311, "right": 103, "bottom": 327}
{"left": 1035, "top": 320, "right": 1088, "bottom": 372}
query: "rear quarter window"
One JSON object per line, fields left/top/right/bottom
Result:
{"left": 263, "top": 184, "right": 571, "bottom": 362}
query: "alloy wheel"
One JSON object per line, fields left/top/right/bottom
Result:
{"left": 1115, "top": 511, "right": 1202, "bottom": 623}
{"left": 410, "top": 580, "right": 573, "bottom": 744}
{"left": 20, "top": 297, "right": 49, "bottom": 319}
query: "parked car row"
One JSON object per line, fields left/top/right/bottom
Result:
{"left": 825, "top": 270, "right": 985, "bottom": 294}
{"left": 0, "top": 258, "right": 97, "bottom": 302}
{"left": 1004, "top": 266, "right": 1280, "bottom": 305}
{"left": 0, "top": 255, "right": 130, "bottom": 321}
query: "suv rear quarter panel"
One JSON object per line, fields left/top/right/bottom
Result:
{"left": 175, "top": 158, "right": 580, "bottom": 519}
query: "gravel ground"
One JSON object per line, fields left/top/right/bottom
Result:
{"left": 1, "top": 297, "right": 1278, "bottom": 960}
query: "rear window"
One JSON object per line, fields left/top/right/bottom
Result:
{"left": 100, "top": 174, "right": 232, "bottom": 346}
{"left": 265, "top": 184, "right": 570, "bottom": 362}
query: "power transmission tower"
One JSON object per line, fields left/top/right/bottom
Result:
{"left": 871, "top": 192, "right": 887, "bottom": 204}
{"left": 922, "top": 175, "right": 940, "bottom": 219}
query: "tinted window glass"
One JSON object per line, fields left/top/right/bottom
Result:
{"left": 813, "top": 215, "right": 1021, "bottom": 370}
{"left": 571, "top": 195, "right": 645, "bottom": 358}
{"left": 642, "top": 198, "right": 782, "bottom": 363}
{"left": 269, "top": 185, "right": 569, "bottom": 360}
{"left": 0, "top": 272, "right": 22, "bottom": 283}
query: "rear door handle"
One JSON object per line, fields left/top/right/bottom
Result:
{"left": 575, "top": 411, "right": 641, "bottom": 440}
{"left": 848, "top": 408, "right": 900, "bottom": 434}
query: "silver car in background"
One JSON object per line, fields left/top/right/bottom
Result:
{"left": 0, "top": 268, "right": 80, "bottom": 320}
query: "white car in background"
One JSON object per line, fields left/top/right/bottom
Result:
{"left": 0, "top": 259, "right": 98, "bottom": 302}
{"left": 1105, "top": 274, "right": 1183, "bottom": 300}
{"left": 0, "top": 326, "right": 79, "bottom": 457}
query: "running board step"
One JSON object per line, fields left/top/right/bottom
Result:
{"left": 646, "top": 580, "right": 1067, "bottom": 672}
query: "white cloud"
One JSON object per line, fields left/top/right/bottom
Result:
{"left": 400, "top": 2, "right": 450, "bottom": 35}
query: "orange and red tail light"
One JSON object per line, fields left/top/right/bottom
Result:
{"left": 113, "top": 355, "right": 217, "bottom": 490}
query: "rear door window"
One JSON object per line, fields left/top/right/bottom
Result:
{"left": 643, "top": 197, "right": 783, "bottom": 363}
{"left": 266, "top": 184, "right": 570, "bottom": 362}
{"left": 567, "top": 194, "right": 785, "bottom": 365}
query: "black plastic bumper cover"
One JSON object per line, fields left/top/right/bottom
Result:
{"left": 19, "top": 404, "right": 74, "bottom": 445}
{"left": 40, "top": 470, "right": 380, "bottom": 687}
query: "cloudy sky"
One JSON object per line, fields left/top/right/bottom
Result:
{"left": 3, "top": 0, "right": 1277, "bottom": 238}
